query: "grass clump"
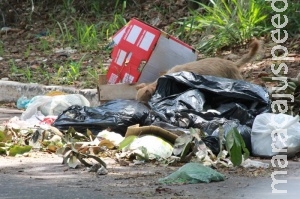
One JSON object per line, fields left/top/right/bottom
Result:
{"left": 182, "top": 0, "right": 271, "bottom": 54}
{"left": 9, "top": 145, "right": 32, "bottom": 156}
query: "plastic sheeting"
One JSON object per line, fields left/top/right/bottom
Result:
{"left": 149, "top": 72, "right": 271, "bottom": 152}
{"left": 52, "top": 99, "right": 150, "bottom": 136}
{"left": 149, "top": 71, "right": 271, "bottom": 127}
{"left": 201, "top": 118, "right": 252, "bottom": 153}
{"left": 52, "top": 72, "right": 271, "bottom": 154}
{"left": 251, "top": 113, "right": 300, "bottom": 157}
{"left": 158, "top": 162, "right": 225, "bottom": 184}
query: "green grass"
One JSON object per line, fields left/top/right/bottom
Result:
{"left": 104, "top": 14, "right": 127, "bottom": 41}
{"left": 9, "top": 60, "right": 18, "bottom": 74}
{"left": 35, "top": 0, "right": 128, "bottom": 87}
{"left": 55, "top": 15, "right": 126, "bottom": 51}
{"left": 74, "top": 20, "right": 99, "bottom": 50}
{"left": 7, "top": 0, "right": 295, "bottom": 89}
{"left": 67, "top": 59, "right": 84, "bottom": 82}
{"left": 9, "top": 60, "right": 33, "bottom": 83}
{"left": 51, "top": 55, "right": 86, "bottom": 85}
{"left": 38, "top": 38, "right": 51, "bottom": 52}
{"left": 0, "top": 41, "right": 4, "bottom": 56}
{"left": 167, "top": 18, "right": 195, "bottom": 44}
{"left": 57, "top": 21, "right": 74, "bottom": 45}
{"left": 21, "top": 66, "right": 33, "bottom": 82}
{"left": 62, "top": 0, "right": 76, "bottom": 13}
{"left": 262, "top": 0, "right": 300, "bottom": 36}
{"left": 180, "top": 0, "right": 271, "bottom": 54}
{"left": 24, "top": 45, "right": 31, "bottom": 59}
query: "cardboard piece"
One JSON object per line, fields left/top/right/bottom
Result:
{"left": 106, "top": 18, "right": 197, "bottom": 84}
{"left": 98, "top": 84, "right": 137, "bottom": 101}
{"left": 125, "top": 124, "right": 180, "bottom": 144}
{"left": 97, "top": 74, "right": 137, "bottom": 102}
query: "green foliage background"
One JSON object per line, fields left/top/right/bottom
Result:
{"left": 0, "top": 0, "right": 299, "bottom": 86}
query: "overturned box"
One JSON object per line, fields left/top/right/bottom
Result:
{"left": 98, "top": 18, "right": 197, "bottom": 102}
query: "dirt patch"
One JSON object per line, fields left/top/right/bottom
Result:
{"left": 0, "top": 152, "right": 293, "bottom": 199}
{"left": 0, "top": 1, "right": 299, "bottom": 88}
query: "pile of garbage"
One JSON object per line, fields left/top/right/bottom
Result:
{"left": 1, "top": 72, "right": 300, "bottom": 184}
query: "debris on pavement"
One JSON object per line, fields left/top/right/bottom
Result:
{"left": 121, "top": 134, "right": 174, "bottom": 161}
{"left": 241, "top": 159, "right": 270, "bottom": 169}
{"left": 158, "top": 162, "right": 225, "bottom": 184}
{"left": 251, "top": 113, "right": 300, "bottom": 157}
{"left": 96, "top": 129, "right": 124, "bottom": 147}
{"left": 20, "top": 93, "right": 90, "bottom": 120}
{"left": 52, "top": 99, "right": 150, "bottom": 136}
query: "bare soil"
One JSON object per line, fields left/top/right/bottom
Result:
{"left": 0, "top": 1, "right": 299, "bottom": 88}
{"left": 1, "top": 1, "right": 300, "bottom": 198}
{"left": 1, "top": 152, "right": 299, "bottom": 199}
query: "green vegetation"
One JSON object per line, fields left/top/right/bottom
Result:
{"left": 225, "top": 127, "right": 249, "bottom": 166}
{"left": 0, "top": 0, "right": 299, "bottom": 87}
{"left": 0, "top": 131, "right": 5, "bottom": 142}
{"left": 180, "top": 0, "right": 271, "bottom": 54}
{"left": 8, "top": 145, "right": 32, "bottom": 156}
{"left": 0, "top": 41, "right": 4, "bottom": 56}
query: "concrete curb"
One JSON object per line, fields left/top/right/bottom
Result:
{"left": 0, "top": 80, "right": 100, "bottom": 106}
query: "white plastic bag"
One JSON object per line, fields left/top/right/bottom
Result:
{"left": 122, "top": 135, "right": 173, "bottom": 160}
{"left": 20, "top": 94, "right": 90, "bottom": 120}
{"left": 251, "top": 113, "right": 300, "bottom": 157}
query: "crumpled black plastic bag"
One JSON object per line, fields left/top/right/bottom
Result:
{"left": 52, "top": 99, "right": 150, "bottom": 136}
{"left": 148, "top": 72, "right": 270, "bottom": 152}
{"left": 199, "top": 118, "right": 252, "bottom": 154}
{"left": 149, "top": 71, "right": 271, "bottom": 128}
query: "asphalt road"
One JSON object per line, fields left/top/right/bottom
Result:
{"left": 0, "top": 154, "right": 299, "bottom": 199}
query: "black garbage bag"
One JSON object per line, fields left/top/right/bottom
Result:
{"left": 52, "top": 99, "right": 150, "bottom": 136}
{"left": 202, "top": 136, "right": 220, "bottom": 155}
{"left": 148, "top": 72, "right": 270, "bottom": 153}
{"left": 199, "top": 118, "right": 252, "bottom": 153}
{"left": 149, "top": 71, "right": 271, "bottom": 128}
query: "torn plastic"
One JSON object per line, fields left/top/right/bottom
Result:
{"left": 16, "top": 96, "right": 31, "bottom": 109}
{"left": 52, "top": 99, "right": 150, "bottom": 136}
{"left": 148, "top": 72, "right": 270, "bottom": 153}
{"left": 121, "top": 135, "right": 174, "bottom": 160}
{"left": 96, "top": 129, "right": 124, "bottom": 147}
{"left": 201, "top": 118, "right": 252, "bottom": 154}
{"left": 241, "top": 159, "right": 269, "bottom": 169}
{"left": 20, "top": 94, "right": 90, "bottom": 120}
{"left": 149, "top": 72, "right": 271, "bottom": 127}
{"left": 118, "top": 124, "right": 179, "bottom": 160}
{"left": 251, "top": 113, "right": 300, "bottom": 157}
{"left": 158, "top": 162, "right": 225, "bottom": 184}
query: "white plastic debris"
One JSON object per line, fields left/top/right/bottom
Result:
{"left": 97, "top": 166, "right": 108, "bottom": 175}
{"left": 96, "top": 129, "right": 124, "bottom": 146}
{"left": 122, "top": 135, "right": 173, "bottom": 160}
{"left": 54, "top": 47, "right": 77, "bottom": 54}
{"left": 20, "top": 94, "right": 90, "bottom": 120}
{"left": 251, "top": 113, "right": 300, "bottom": 157}
{"left": 241, "top": 159, "right": 269, "bottom": 169}
{"left": 0, "top": 27, "right": 11, "bottom": 31}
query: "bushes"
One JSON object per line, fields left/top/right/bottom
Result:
{"left": 181, "top": 0, "right": 271, "bottom": 54}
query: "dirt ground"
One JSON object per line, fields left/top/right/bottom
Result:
{"left": 1, "top": 151, "right": 299, "bottom": 199}
{"left": 0, "top": 1, "right": 299, "bottom": 87}
{"left": 1, "top": 1, "right": 300, "bottom": 198}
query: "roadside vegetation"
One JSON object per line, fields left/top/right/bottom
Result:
{"left": 0, "top": 0, "right": 299, "bottom": 88}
